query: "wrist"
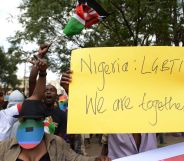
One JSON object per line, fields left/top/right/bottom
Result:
{"left": 39, "top": 71, "right": 47, "bottom": 77}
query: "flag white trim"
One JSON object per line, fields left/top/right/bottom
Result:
{"left": 73, "top": 14, "right": 85, "bottom": 25}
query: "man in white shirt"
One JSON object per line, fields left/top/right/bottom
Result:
{"left": 0, "top": 89, "right": 25, "bottom": 141}
{"left": 0, "top": 103, "right": 21, "bottom": 141}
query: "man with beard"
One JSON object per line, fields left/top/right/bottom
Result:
{"left": 43, "top": 84, "right": 67, "bottom": 137}
{"left": 29, "top": 44, "right": 67, "bottom": 138}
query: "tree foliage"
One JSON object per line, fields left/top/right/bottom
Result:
{"left": 10, "top": 0, "right": 184, "bottom": 72}
{"left": 0, "top": 47, "right": 21, "bottom": 92}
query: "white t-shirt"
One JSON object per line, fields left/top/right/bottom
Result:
{"left": 0, "top": 105, "right": 19, "bottom": 141}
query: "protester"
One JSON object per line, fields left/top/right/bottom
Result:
{"left": 0, "top": 89, "right": 24, "bottom": 141}
{"left": 7, "top": 90, "right": 25, "bottom": 108}
{"left": 0, "top": 102, "right": 21, "bottom": 141}
{"left": 0, "top": 101, "right": 111, "bottom": 161}
{"left": 60, "top": 70, "right": 157, "bottom": 160}
{"left": 9, "top": 90, "right": 25, "bottom": 137}
{"left": 28, "top": 44, "right": 81, "bottom": 154}
{"left": 29, "top": 44, "right": 67, "bottom": 136}
{"left": 10, "top": 44, "right": 68, "bottom": 146}
{"left": 0, "top": 57, "right": 111, "bottom": 161}
{"left": 43, "top": 84, "right": 67, "bottom": 137}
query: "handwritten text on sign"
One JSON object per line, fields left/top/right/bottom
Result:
{"left": 68, "top": 47, "right": 184, "bottom": 133}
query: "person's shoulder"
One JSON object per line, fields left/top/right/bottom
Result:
{"left": 0, "top": 104, "right": 20, "bottom": 118}
{"left": 45, "top": 133, "right": 65, "bottom": 145}
{"left": 53, "top": 134, "right": 71, "bottom": 150}
{"left": 0, "top": 137, "right": 17, "bottom": 150}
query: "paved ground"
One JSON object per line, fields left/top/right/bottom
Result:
{"left": 85, "top": 136, "right": 102, "bottom": 156}
{"left": 85, "top": 134, "right": 184, "bottom": 156}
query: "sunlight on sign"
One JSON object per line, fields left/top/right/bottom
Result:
{"left": 68, "top": 46, "right": 184, "bottom": 133}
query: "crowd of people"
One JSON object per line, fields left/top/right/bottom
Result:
{"left": 0, "top": 44, "right": 110, "bottom": 161}
{"left": 0, "top": 44, "right": 183, "bottom": 161}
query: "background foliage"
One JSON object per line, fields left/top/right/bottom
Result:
{"left": 2, "top": 0, "right": 184, "bottom": 88}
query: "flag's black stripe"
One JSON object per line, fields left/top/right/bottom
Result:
{"left": 78, "top": 0, "right": 109, "bottom": 17}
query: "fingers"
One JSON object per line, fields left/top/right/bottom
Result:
{"left": 29, "top": 53, "right": 48, "bottom": 71}
{"left": 60, "top": 70, "right": 72, "bottom": 94}
{"left": 37, "top": 59, "right": 47, "bottom": 71}
{"left": 60, "top": 80, "right": 70, "bottom": 85}
{"left": 95, "top": 156, "right": 111, "bottom": 161}
{"left": 33, "top": 55, "right": 39, "bottom": 60}
{"left": 60, "top": 78, "right": 71, "bottom": 85}
{"left": 32, "top": 58, "right": 47, "bottom": 71}
{"left": 107, "top": 157, "right": 111, "bottom": 161}
{"left": 28, "top": 56, "right": 39, "bottom": 66}
{"left": 61, "top": 73, "right": 72, "bottom": 81}
{"left": 60, "top": 73, "right": 72, "bottom": 85}
{"left": 38, "top": 43, "right": 52, "bottom": 58}
{"left": 28, "top": 59, "right": 36, "bottom": 65}
{"left": 61, "top": 70, "right": 73, "bottom": 81}
{"left": 66, "top": 70, "right": 73, "bottom": 74}
{"left": 40, "top": 43, "right": 51, "bottom": 49}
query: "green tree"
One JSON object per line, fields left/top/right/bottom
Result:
{"left": 10, "top": 0, "right": 184, "bottom": 72}
{"left": 0, "top": 47, "right": 21, "bottom": 92}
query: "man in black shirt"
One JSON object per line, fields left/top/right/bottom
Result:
{"left": 44, "top": 84, "right": 67, "bottom": 137}
{"left": 29, "top": 44, "right": 67, "bottom": 138}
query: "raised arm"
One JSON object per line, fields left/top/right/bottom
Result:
{"left": 28, "top": 59, "right": 48, "bottom": 100}
{"left": 29, "top": 44, "right": 51, "bottom": 96}
{"left": 29, "top": 64, "right": 38, "bottom": 97}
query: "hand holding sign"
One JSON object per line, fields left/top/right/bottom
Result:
{"left": 60, "top": 70, "right": 72, "bottom": 94}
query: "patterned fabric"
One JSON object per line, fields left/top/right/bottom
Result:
{"left": 44, "top": 116, "right": 56, "bottom": 134}
{"left": 58, "top": 95, "right": 68, "bottom": 111}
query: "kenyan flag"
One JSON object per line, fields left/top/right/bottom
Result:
{"left": 63, "top": 0, "right": 109, "bottom": 36}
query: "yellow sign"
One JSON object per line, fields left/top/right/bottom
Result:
{"left": 68, "top": 46, "right": 184, "bottom": 133}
